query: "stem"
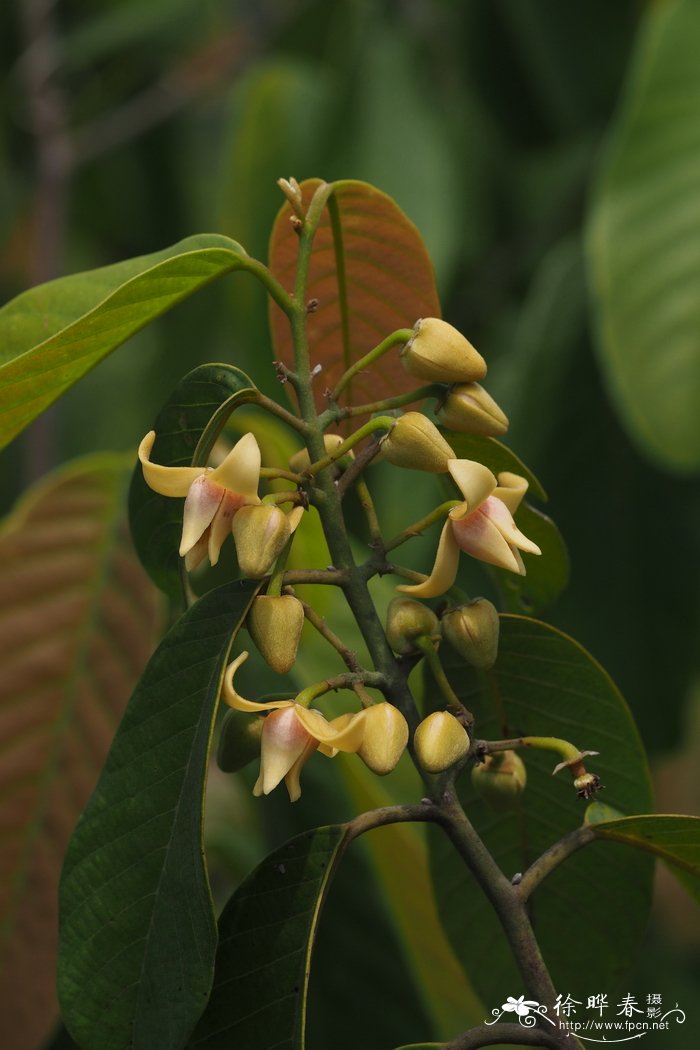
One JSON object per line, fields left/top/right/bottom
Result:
{"left": 353, "top": 475, "right": 383, "bottom": 546}
{"left": 297, "top": 596, "right": 364, "bottom": 672}
{"left": 305, "top": 416, "right": 395, "bottom": 476}
{"left": 445, "top": 1023, "right": 565, "bottom": 1049}
{"left": 329, "top": 328, "right": 414, "bottom": 401}
{"left": 324, "top": 383, "right": 442, "bottom": 424}
{"left": 385, "top": 500, "right": 460, "bottom": 553}
{"left": 518, "top": 826, "right": 595, "bottom": 901}
{"left": 294, "top": 671, "right": 386, "bottom": 709}
{"left": 417, "top": 637, "right": 473, "bottom": 723}
{"left": 345, "top": 800, "right": 445, "bottom": 842}
{"left": 254, "top": 390, "right": 310, "bottom": 434}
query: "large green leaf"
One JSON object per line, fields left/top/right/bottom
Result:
{"left": 128, "top": 363, "right": 257, "bottom": 601}
{"left": 587, "top": 0, "right": 700, "bottom": 471}
{"left": 591, "top": 813, "right": 700, "bottom": 905}
{"left": 58, "top": 579, "right": 258, "bottom": 1050}
{"left": 431, "top": 616, "right": 653, "bottom": 1007}
{"left": 0, "top": 233, "right": 264, "bottom": 450}
{"left": 188, "top": 825, "right": 347, "bottom": 1050}
{"left": 0, "top": 456, "right": 161, "bottom": 1050}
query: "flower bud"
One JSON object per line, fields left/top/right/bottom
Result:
{"left": 441, "top": 599, "right": 500, "bottom": 670}
{"left": 217, "top": 708, "right": 264, "bottom": 772}
{"left": 380, "top": 412, "right": 455, "bottom": 473}
{"left": 232, "top": 504, "right": 291, "bottom": 578}
{"left": 357, "top": 703, "right": 408, "bottom": 775}
{"left": 414, "top": 711, "right": 470, "bottom": 773}
{"left": 247, "top": 594, "right": 305, "bottom": 674}
{"left": 471, "top": 751, "right": 527, "bottom": 811}
{"left": 289, "top": 434, "right": 350, "bottom": 472}
{"left": 437, "top": 383, "right": 509, "bottom": 437}
{"left": 400, "top": 318, "right": 487, "bottom": 384}
{"left": 385, "top": 597, "right": 439, "bottom": 655}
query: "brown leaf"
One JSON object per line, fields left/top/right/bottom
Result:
{"left": 268, "top": 179, "right": 441, "bottom": 415}
{"left": 0, "top": 455, "right": 162, "bottom": 1050}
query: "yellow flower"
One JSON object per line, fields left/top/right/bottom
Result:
{"left": 222, "top": 653, "right": 366, "bottom": 801}
{"left": 397, "top": 460, "right": 541, "bottom": 598}
{"left": 138, "top": 430, "right": 261, "bottom": 569}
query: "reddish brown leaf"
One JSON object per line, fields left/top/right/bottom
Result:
{"left": 268, "top": 179, "right": 441, "bottom": 414}
{"left": 0, "top": 455, "right": 162, "bottom": 1050}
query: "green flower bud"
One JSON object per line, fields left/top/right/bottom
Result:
{"left": 247, "top": 594, "right": 305, "bottom": 674}
{"left": 357, "top": 703, "right": 409, "bottom": 775}
{"left": 217, "top": 708, "right": 264, "bottom": 772}
{"left": 471, "top": 750, "right": 527, "bottom": 811}
{"left": 385, "top": 597, "right": 439, "bottom": 655}
{"left": 232, "top": 504, "right": 291, "bottom": 578}
{"left": 414, "top": 711, "right": 470, "bottom": 773}
{"left": 442, "top": 599, "right": 500, "bottom": 670}
{"left": 400, "top": 318, "right": 487, "bottom": 384}
{"left": 437, "top": 382, "right": 509, "bottom": 437}
{"left": 380, "top": 412, "right": 455, "bottom": 473}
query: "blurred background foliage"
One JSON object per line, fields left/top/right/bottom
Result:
{"left": 2, "top": 1, "right": 700, "bottom": 1048}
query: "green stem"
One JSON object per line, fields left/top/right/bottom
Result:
{"left": 417, "top": 637, "right": 472, "bottom": 723}
{"left": 321, "top": 383, "right": 442, "bottom": 426}
{"left": 254, "top": 390, "right": 310, "bottom": 434}
{"left": 385, "top": 499, "right": 460, "bottom": 553}
{"left": 305, "top": 416, "right": 395, "bottom": 476}
{"left": 242, "top": 257, "right": 296, "bottom": 317}
{"left": 329, "top": 328, "right": 414, "bottom": 402}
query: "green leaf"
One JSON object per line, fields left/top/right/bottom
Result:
{"left": 0, "top": 455, "right": 161, "bottom": 1050}
{"left": 496, "top": 503, "right": 570, "bottom": 614}
{"left": 592, "top": 814, "right": 700, "bottom": 905}
{"left": 0, "top": 233, "right": 265, "bottom": 450}
{"left": 439, "top": 431, "right": 547, "bottom": 502}
{"left": 431, "top": 616, "right": 654, "bottom": 1007}
{"left": 188, "top": 825, "right": 348, "bottom": 1050}
{"left": 128, "top": 363, "right": 257, "bottom": 601}
{"left": 58, "top": 578, "right": 258, "bottom": 1050}
{"left": 587, "top": 0, "right": 700, "bottom": 471}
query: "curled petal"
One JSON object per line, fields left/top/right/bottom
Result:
{"left": 138, "top": 431, "right": 201, "bottom": 497}
{"left": 494, "top": 471, "right": 529, "bottom": 514}
{"left": 180, "top": 475, "right": 224, "bottom": 556}
{"left": 209, "top": 432, "right": 262, "bottom": 502}
{"left": 447, "top": 459, "right": 496, "bottom": 512}
{"left": 481, "top": 497, "right": 541, "bottom": 557}
{"left": 295, "top": 707, "right": 367, "bottom": 753}
{"left": 451, "top": 503, "right": 524, "bottom": 575}
{"left": 287, "top": 505, "right": 305, "bottom": 532}
{"left": 253, "top": 707, "right": 316, "bottom": 798}
{"left": 282, "top": 736, "right": 320, "bottom": 802}
{"left": 207, "top": 489, "right": 242, "bottom": 566}
{"left": 222, "top": 652, "right": 294, "bottom": 712}
{"left": 396, "top": 520, "right": 460, "bottom": 598}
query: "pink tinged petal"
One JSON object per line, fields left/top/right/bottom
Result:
{"left": 184, "top": 532, "right": 209, "bottom": 572}
{"left": 396, "top": 520, "right": 461, "bottom": 598}
{"left": 494, "top": 471, "right": 529, "bottom": 514}
{"left": 447, "top": 459, "right": 496, "bottom": 512}
{"left": 481, "top": 497, "right": 541, "bottom": 556}
{"left": 138, "top": 431, "right": 201, "bottom": 497}
{"left": 253, "top": 707, "right": 318, "bottom": 797}
{"left": 222, "top": 652, "right": 295, "bottom": 712}
{"left": 207, "top": 489, "right": 246, "bottom": 566}
{"left": 209, "top": 432, "right": 262, "bottom": 502}
{"left": 180, "top": 476, "right": 224, "bottom": 556}
{"left": 450, "top": 506, "right": 523, "bottom": 575}
{"left": 283, "top": 736, "right": 320, "bottom": 802}
{"left": 295, "top": 707, "right": 367, "bottom": 753}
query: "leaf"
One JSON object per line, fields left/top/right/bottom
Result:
{"left": 430, "top": 615, "right": 654, "bottom": 1007}
{"left": 587, "top": 0, "right": 700, "bottom": 471}
{"left": 188, "top": 825, "right": 348, "bottom": 1050}
{"left": 268, "top": 178, "right": 441, "bottom": 412}
{"left": 58, "top": 578, "right": 258, "bottom": 1050}
{"left": 128, "top": 363, "right": 257, "bottom": 601}
{"left": 495, "top": 503, "right": 570, "bottom": 615}
{"left": 592, "top": 814, "right": 700, "bottom": 905}
{"left": 0, "top": 233, "right": 263, "bottom": 450}
{"left": 0, "top": 455, "right": 161, "bottom": 1050}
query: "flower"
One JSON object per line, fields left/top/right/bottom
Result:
{"left": 397, "top": 460, "right": 541, "bottom": 598}
{"left": 222, "top": 653, "right": 366, "bottom": 801}
{"left": 138, "top": 430, "right": 261, "bottom": 569}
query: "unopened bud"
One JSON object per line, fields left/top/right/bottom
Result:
{"left": 380, "top": 412, "right": 455, "bottom": 473}
{"left": 247, "top": 594, "right": 305, "bottom": 674}
{"left": 471, "top": 750, "right": 527, "bottom": 811}
{"left": 385, "top": 597, "right": 439, "bottom": 655}
{"left": 414, "top": 711, "right": 470, "bottom": 773}
{"left": 400, "top": 318, "right": 487, "bottom": 384}
{"left": 217, "top": 708, "right": 264, "bottom": 772}
{"left": 289, "top": 434, "right": 351, "bottom": 472}
{"left": 442, "top": 599, "right": 500, "bottom": 670}
{"left": 232, "top": 504, "right": 291, "bottom": 578}
{"left": 437, "top": 382, "right": 509, "bottom": 437}
{"left": 357, "top": 703, "right": 408, "bottom": 775}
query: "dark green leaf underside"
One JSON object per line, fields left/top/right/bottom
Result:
{"left": 593, "top": 813, "right": 700, "bottom": 904}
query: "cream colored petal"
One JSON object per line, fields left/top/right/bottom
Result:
{"left": 180, "top": 476, "right": 223, "bottom": 556}
{"left": 295, "top": 707, "right": 367, "bottom": 753}
{"left": 451, "top": 508, "right": 523, "bottom": 574}
{"left": 222, "top": 652, "right": 295, "bottom": 712}
{"left": 447, "top": 459, "right": 496, "bottom": 512}
{"left": 207, "top": 490, "right": 241, "bottom": 566}
{"left": 257, "top": 707, "right": 316, "bottom": 796}
{"left": 283, "top": 737, "right": 320, "bottom": 802}
{"left": 494, "top": 472, "right": 529, "bottom": 514}
{"left": 287, "top": 505, "right": 305, "bottom": 533}
{"left": 138, "top": 431, "right": 201, "bottom": 497}
{"left": 483, "top": 497, "right": 541, "bottom": 556}
{"left": 209, "top": 432, "right": 262, "bottom": 501}
{"left": 184, "top": 532, "right": 209, "bottom": 572}
{"left": 396, "top": 521, "right": 461, "bottom": 598}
